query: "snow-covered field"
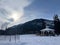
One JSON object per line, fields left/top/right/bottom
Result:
{"left": 0, "top": 34, "right": 60, "bottom": 45}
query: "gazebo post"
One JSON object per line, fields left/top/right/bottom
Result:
{"left": 42, "top": 31, "right": 44, "bottom": 36}
{"left": 41, "top": 31, "right": 43, "bottom": 36}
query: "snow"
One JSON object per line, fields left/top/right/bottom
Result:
{"left": 0, "top": 34, "right": 60, "bottom": 45}
{"left": 40, "top": 26, "right": 54, "bottom": 31}
{"left": 40, "top": 28, "right": 54, "bottom": 31}
{"left": 40, "top": 27, "right": 54, "bottom": 31}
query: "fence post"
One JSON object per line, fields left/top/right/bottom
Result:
{"left": 9, "top": 35, "right": 11, "bottom": 42}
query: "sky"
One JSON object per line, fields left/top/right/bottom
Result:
{"left": 0, "top": 0, "right": 60, "bottom": 29}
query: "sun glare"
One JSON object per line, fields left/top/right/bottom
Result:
{"left": 10, "top": 11, "right": 23, "bottom": 22}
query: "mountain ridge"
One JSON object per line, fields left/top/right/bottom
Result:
{"left": 0, "top": 18, "right": 54, "bottom": 35}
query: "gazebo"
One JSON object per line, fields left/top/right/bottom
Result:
{"left": 40, "top": 26, "right": 55, "bottom": 36}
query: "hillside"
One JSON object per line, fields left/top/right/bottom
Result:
{"left": 0, "top": 19, "right": 54, "bottom": 35}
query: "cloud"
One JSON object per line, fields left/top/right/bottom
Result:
{"left": 0, "top": 0, "right": 33, "bottom": 28}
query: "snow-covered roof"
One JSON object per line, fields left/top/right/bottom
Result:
{"left": 40, "top": 26, "right": 54, "bottom": 31}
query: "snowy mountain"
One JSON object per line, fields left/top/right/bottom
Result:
{"left": 0, "top": 19, "right": 54, "bottom": 35}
